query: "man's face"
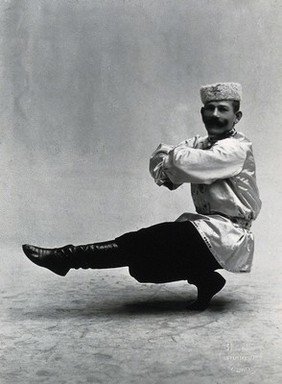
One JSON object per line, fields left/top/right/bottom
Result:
{"left": 201, "top": 100, "right": 240, "bottom": 137}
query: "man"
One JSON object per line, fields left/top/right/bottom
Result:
{"left": 22, "top": 82, "right": 261, "bottom": 310}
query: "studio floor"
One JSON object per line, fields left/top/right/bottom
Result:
{"left": 1, "top": 246, "right": 281, "bottom": 384}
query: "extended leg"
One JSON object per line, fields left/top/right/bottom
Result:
{"left": 22, "top": 240, "right": 128, "bottom": 276}
{"left": 22, "top": 221, "right": 195, "bottom": 278}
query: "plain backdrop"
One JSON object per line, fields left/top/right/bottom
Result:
{"left": 0, "top": 0, "right": 281, "bottom": 272}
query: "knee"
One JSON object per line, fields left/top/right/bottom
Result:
{"left": 129, "top": 266, "right": 155, "bottom": 283}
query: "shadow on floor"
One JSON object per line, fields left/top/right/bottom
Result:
{"left": 122, "top": 297, "right": 235, "bottom": 314}
{"left": 8, "top": 296, "right": 238, "bottom": 321}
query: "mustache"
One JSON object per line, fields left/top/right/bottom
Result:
{"left": 204, "top": 117, "right": 228, "bottom": 127}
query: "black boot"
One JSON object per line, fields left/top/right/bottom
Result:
{"left": 186, "top": 271, "right": 226, "bottom": 311}
{"left": 22, "top": 241, "right": 126, "bottom": 277}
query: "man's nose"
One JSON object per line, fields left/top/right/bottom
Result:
{"left": 212, "top": 108, "right": 219, "bottom": 117}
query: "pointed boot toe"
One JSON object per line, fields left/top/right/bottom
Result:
{"left": 22, "top": 244, "right": 71, "bottom": 277}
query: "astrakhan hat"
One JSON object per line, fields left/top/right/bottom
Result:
{"left": 200, "top": 82, "right": 242, "bottom": 104}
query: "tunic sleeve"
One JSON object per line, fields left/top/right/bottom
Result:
{"left": 149, "top": 143, "right": 181, "bottom": 189}
{"left": 163, "top": 138, "right": 247, "bottom": 185}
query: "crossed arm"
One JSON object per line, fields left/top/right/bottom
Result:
{"left": 149, "top": 138, "right": 246, "bottom": 189}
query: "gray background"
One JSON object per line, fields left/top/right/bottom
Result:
{"left": 1, "top": 2, "right": 282, "bottom": 384}
{"left": 0, "top": 0, "right": 281, "bottom": 266}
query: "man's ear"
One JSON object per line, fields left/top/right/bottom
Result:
{"left": 235, "top": 111, "right": 243, "bottom": 124}
{"left": 200, "top": 107, "right": 205, "bottom": 121}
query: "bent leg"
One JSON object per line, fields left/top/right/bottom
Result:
{"left": 186, "top": 270, "right": 226, "bottom": 310}
{"left": 116, "top": 221, "right": 221, "bottom": 283}
{"left": 116, "top": 221, "right": 226, "bottom": 309}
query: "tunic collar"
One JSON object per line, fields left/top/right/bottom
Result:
{"left": 207, "top": 127, "right": 237, "bottom": 146}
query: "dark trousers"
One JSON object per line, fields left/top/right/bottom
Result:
{"left": 115, "top": 221, "right": 221, "bottom": 284}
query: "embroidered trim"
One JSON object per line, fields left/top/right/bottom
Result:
{"left": 207, "top": 127, "right": 237, "bottom": 146}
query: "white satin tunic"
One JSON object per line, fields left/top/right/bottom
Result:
{"left": 150, "top": 131, "right": 262, "bottom": 272}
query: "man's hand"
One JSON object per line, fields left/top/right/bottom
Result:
{"left": 163, "top": 180, "right": 174, "bottom": 190}
{"left": 163, "top": 180, "right": 181, "bottom": 190}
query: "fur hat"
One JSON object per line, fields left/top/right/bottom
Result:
{"left": 200, "top": 82, "right": 242, "bottom": 104}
